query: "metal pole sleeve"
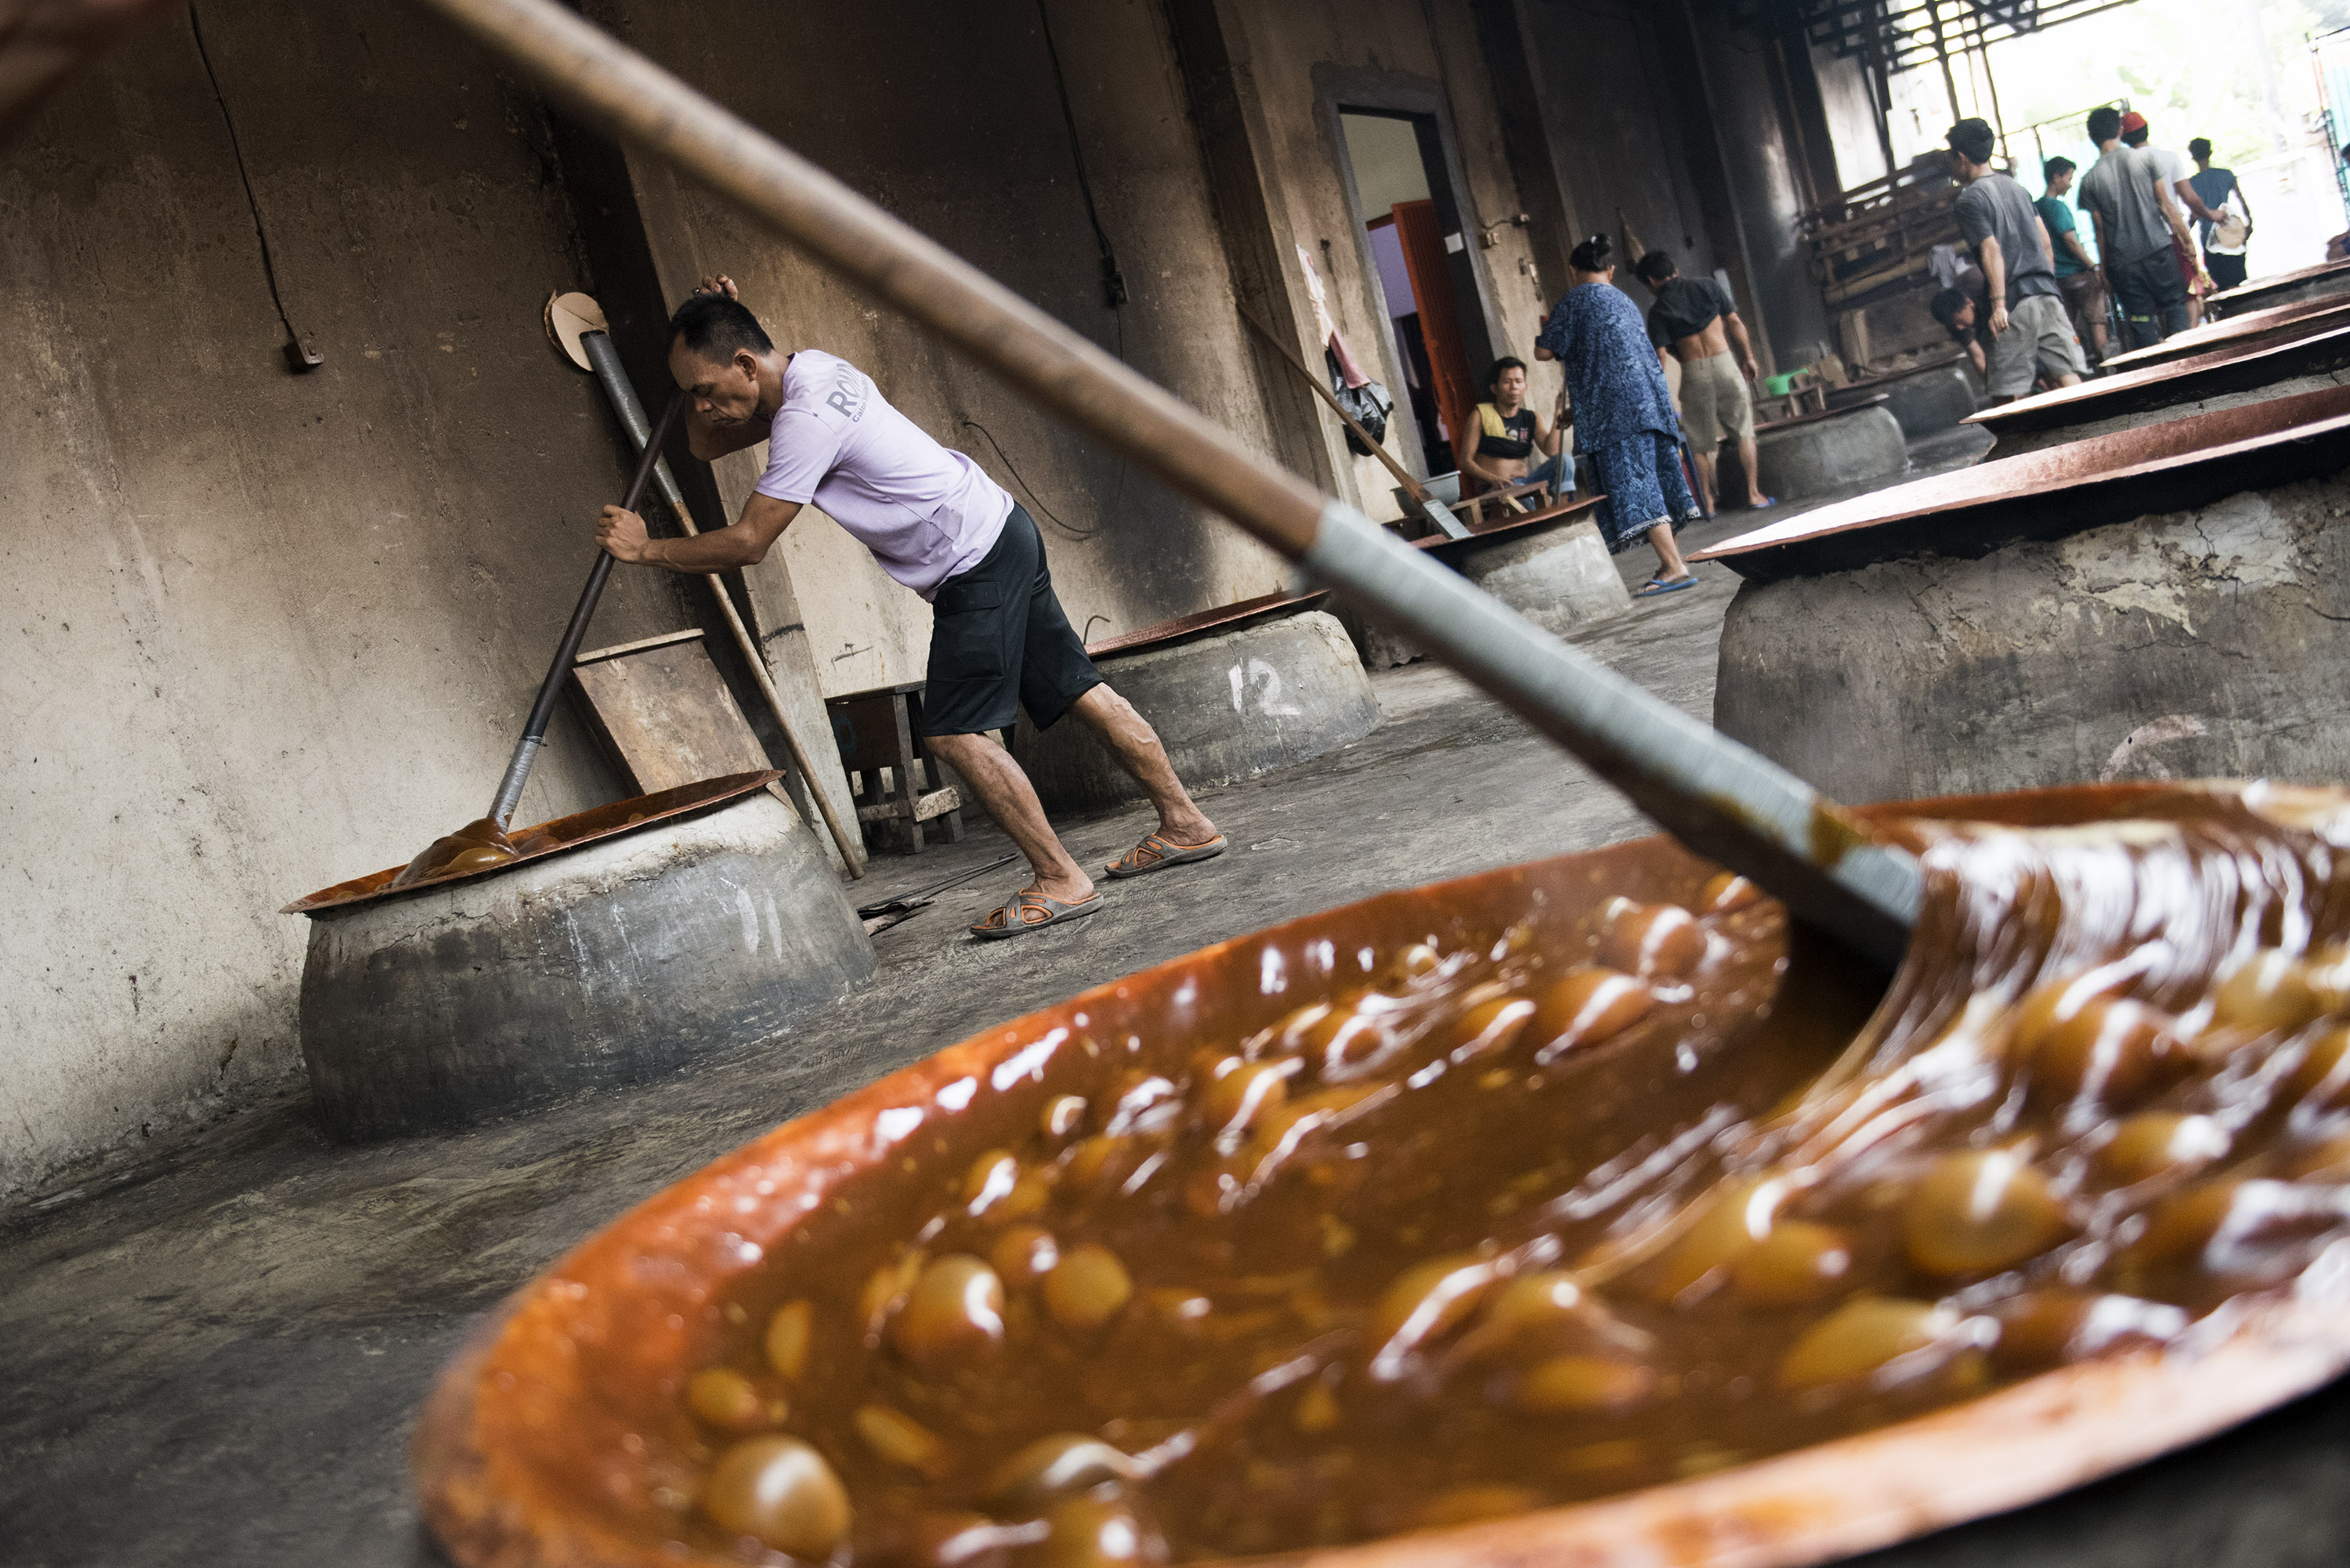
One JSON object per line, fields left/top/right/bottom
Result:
{"left": 579, "top": 332, "right": 867, "bottom": 877}
{"left": 1302, "top": 501, "right": 1920, "bottom": 967}
{"left": 487, "top": 736, "right": 542, "bottom": 831}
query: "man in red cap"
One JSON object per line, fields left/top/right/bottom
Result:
{"left": 2120, "top": 111, "right": 2220, "bottom": 326}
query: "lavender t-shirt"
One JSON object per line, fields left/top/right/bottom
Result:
{"left": 753, "top": 350, "right": 1011, "bottom": 599}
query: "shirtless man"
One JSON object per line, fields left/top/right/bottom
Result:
{"left": 595, "top": 278, "right": 1225, "bottom": 939}
{"left": 1630, "top": 251, "right": 1769, "bottom": 511}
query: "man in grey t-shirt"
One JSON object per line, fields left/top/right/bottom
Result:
{"left": 2077, "top": 104, "right": 2192, "bottom": 348}
{"left": 1947, "top": 118, "right": 2084, "bottom": 403}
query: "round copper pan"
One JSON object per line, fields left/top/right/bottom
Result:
{"left": 280, "top": 770, "right": 783, "bottom": 916}
{"left": 2098, "top": 291, "right": 2350, "bottom": 374}
{"left": 1690, "top": 381, "right": 2350, "bottom": 583}
{"left": 1966, "top": 323, "right": 2350, "bottom": 442}
{"left": 413, "top": 784, "right": 2350, "bottom": 1568}
{"left": 2206, "top": 258, "right": 2350, "bottom": 320}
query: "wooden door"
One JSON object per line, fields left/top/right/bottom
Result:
{"left": 1391, "top": 198, "right": 1478, "bottom": 474}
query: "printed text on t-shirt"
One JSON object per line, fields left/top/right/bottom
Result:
{"left": 823, "top": 361, "right": 868, "bottom": 422}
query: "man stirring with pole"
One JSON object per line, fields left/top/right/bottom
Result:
{"left": 595, "top": 277, "right": 1224, "bottom": 939}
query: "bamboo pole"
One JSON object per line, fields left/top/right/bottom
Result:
{"left": 410, "top": 0, "right": 1922, "bottom": 966}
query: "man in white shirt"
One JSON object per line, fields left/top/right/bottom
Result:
{"left": 595, "top": 278, "right": 1226, "bottom": 939}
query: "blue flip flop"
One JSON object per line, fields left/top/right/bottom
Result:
{"left": 1636, "top": 576, "right": 1698, "bottom": 598}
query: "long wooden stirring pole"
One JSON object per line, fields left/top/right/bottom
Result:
{"left": 488, "top": 389, "right": 685, "bottom": 830}
{"left": 577, "top": 331, "right": 866, "bottom": 876}
{"left": 416, "top": 0, "right": 1922, "bottom": 967}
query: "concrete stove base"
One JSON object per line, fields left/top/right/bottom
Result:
{"left": 1350, "top": 513, "right": 1632, "bottom": 669}
{"left": 1018, "top": 609, "right": 1379, "bottom": 812}
{"left": 1713, "top": 471, "right": 2350, "bottom": 804}
{"left": 1750, "top": 405, "right": 1909, "bottom": 501}
{"left": 1838, "top": 363, "right": 1979, "bottom": 439}
{"left": 298, "top": 789, "right": 872, "bottom": 1140}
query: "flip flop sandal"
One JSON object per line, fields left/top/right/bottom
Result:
{"left": 1748, "top": 496, "right": 1779, "bottom": 510}
{"left": 1105, "top": 830, "right": 1228, "bottom": 879}
{"left": 1636, "top": 576, "right": 1698, "bottom": 598}
{"left": 969, "top": 888, "right": 1103, "bottom": 941}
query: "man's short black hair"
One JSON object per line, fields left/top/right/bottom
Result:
{"left": 1633, "top": 249, "right": 1679, "bottom": 285}
{"left": 1947, "top": 117, "right": 1997, "bottom": 167}
{"left": 669, "top": 292, "right": 773, "bottom": 363}
{"left": 1929, "top": 287, "right": 1972, "bottom": 331}
{"left": 2121, "top": 124, "right": 2149, "bottom": 148}
{"left": 2044, "top": 155, "right": 2076, "bottom": 183}
{"left": 2189, "top": 137, "right": 2214, "bottom": 162}
{"left": 2087, "top": 105, "right": 2123, "bottom": 146}
{"left": 1485, "top": 356, "right": 1528, "bottom": 391}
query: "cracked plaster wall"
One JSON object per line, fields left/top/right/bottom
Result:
{"left": 1714, "top": 474, "right": 2350, "bottom": 803}
{"left": 0, "top": 2, "right": 689, "bottom": 1199}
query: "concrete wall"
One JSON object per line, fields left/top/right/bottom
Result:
{"left": 1501, "top": 1, "right": 1844, "bottom": 374}
{"left": 1517, "top": 1, "right": 1731, "bottom": 316}
{"left": 1, "top": 2, "right": 693, "bottom": 1196}
{"left": 1696, "top": 21, "right": 1832, "bottom": 371}
{"left": 1226, "top": 0, "right": 1553, "bottom": 486}
{"left": 575, "top": 0, "right": 1300, "bottom": 699}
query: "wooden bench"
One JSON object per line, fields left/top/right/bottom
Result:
{"left": 825, "top": 682, "right": 964, "bottom": 854}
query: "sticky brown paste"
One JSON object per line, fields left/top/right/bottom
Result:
{"left": 458, "top": 785, "right": 2350, "bottom": 1567}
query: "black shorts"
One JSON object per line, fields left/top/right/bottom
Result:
{"left": 919, "top": 504, "right": 1103, "bottom": 736}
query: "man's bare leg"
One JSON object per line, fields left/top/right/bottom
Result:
{"left": 1067, "top": 685, "right": 1219, "bottom": 845}
{"left": 924, "top": 730, "right": 1094, "bottom": 905}
{"left": 1735, "top": 435, "right": 1767, "bottom": 506}
{"left": 1647, "top": 522, "right": 1691, "bottom": 583}
{"left": 1690, "top": 450, "right": 1719, "bottom": 512}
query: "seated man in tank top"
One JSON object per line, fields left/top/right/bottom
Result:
{"left": 1455, "top": 356, "right": 1567, "bottom": 506}
{"left": 1631, "top": 251, "right": 1770, "bottom": 513}
{"left": 593, "top": 277, "right": 1224, "bottom": 940}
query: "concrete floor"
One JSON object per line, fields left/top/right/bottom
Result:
{"left": 9, "top": 429, "right": 2348, "bottom": 1567}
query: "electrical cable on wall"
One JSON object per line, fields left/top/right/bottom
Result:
{"left": 188, "top": 5, "right": 321, "bottom": 372}
{"left": 974, "top": 0, "right": 1126, "bottom": 543}
{"left": 961, "top": 416, "right": 1094, "bottom": 540}
{"left": 1039, "top": 0, "right": 1127, "bottom": 313}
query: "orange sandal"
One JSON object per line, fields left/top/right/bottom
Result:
{"left": 1105, "top": 831, "right": 1227, "bottom": 879}
{"left": 968, "top": 888, "right": 1103, "bottom": 941}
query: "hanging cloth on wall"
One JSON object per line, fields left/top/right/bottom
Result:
{"left": 1296, "top": 244, "right": 1371, "bottom": 387}
{"left": 1295, "top": 244, "right": 1394, "bottom": 455}
{"left": 1327, "top": 347, "right": 1394, "bottom": 456}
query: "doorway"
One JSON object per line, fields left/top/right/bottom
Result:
{"left": 1340, "top": 109, "right": 1495, "bottom": 480}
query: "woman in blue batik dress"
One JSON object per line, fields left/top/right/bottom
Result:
{"left": 1535, "top": 233, "right": 1703, "bottom": 597}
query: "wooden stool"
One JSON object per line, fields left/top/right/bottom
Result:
{"left": 825, "top": 682, "right": 964, "bottom": 853}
